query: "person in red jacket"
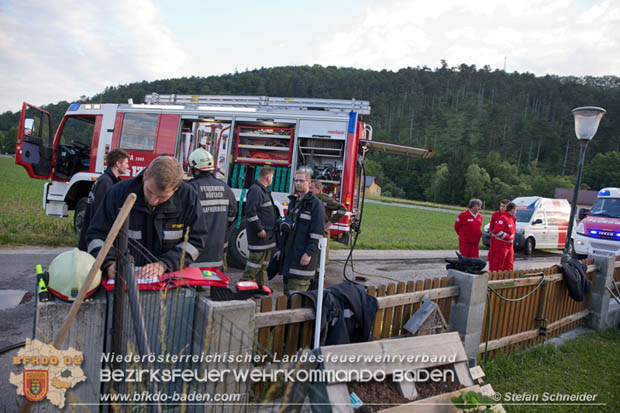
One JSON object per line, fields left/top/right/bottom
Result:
{"left": 454, "top": 199, "right": 483, "bottom": 258}
{"left": 490, "top": 202, "right": 517, "bottom": 271}
{"left": 488, "top": 199, "right": 510, "bottom": 266}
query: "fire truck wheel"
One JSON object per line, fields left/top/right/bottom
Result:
{"left": 74, "top": 197, "right": 88, "bottom": 234}
{"left": 227, "top": 219, "right": 249, "bottom": 269}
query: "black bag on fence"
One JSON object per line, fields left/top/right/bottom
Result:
{"left": 560, "top": 258, "right": 591, "bottom": 302}
{"left": 445, "top": 251, "right": 487, "bottom": 274}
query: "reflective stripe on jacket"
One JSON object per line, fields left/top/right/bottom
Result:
{"left": 281, "top": 192, "right": 326, "bottom": 280}
{"left": 492, "top": 213, "right": 516, "bottom": 245}
{"left": 188, "top": 172, "right": 237, "bottom": 268}
{"left": 245, "top": 181, "right": 279, "bottom": 251}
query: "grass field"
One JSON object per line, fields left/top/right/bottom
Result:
{"left": 0, "top": 156, "right": 486, "bottom": 249}
{"left": 367, "top": 195, "right": 495, "bottom": 215}
{"left": 483, "top": 328, "right": 620, "bottom": 412}
{"left": 342, "top": 201, "right": 478, "bottom": 250}
{"left": 0, "top": 157, "right": 77, "bottom": 246}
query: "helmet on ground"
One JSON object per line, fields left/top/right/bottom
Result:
{"left": 188, "top": 148, "right": 215, "bottom": 171}
{"left": 47, "top": 248, "right": 102, "bottom": 301}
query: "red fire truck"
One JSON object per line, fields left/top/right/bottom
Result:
{"left": 15, "top": 94, "right": 434, "bottom": 267}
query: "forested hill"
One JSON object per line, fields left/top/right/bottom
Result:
{"left": 2, "top": 65, "right": 619, "bottom": 206}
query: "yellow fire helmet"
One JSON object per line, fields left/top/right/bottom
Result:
{"left": 47, "top": 248, "right": 101, "bottom": 301}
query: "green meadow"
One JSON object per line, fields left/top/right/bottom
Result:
{"left": 0, "top": 156, "right": 77, "bottom": 246}
{"left": 1, "top": 156, "right": 488, "bottom": 249}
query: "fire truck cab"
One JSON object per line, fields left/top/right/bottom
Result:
{"left": 15, "top": 94, "right": 434, "bottom": 267}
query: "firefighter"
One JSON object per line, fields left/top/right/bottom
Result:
{"left": 78, "top": 148, "right": 129, "bottom": 251}
{"left": 241, "top": 166, "right": 279, "bottom": 288}
{"left": 86, "top": 156, "right": 207, "bottom": 279}
{"left": 187, "top": 148, "right": 237, "bottom": 270}
{"left": 454, "top": 199, "right": 483, "bottom": 258}
{"left": 488, "top": 199, "right": 510, "bottom": 265}
{"left": 276, "top": 170, "right": 326, "bottom": 296}
{"left": 490, "top": 202, "right": 517, "bottom": 271}
{"left": 309, "top": 179, "right": 347, "bottom": 263}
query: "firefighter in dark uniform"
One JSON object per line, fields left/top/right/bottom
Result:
{"left": 187, "top": 148, "right": 237, "bottom": 270}
{"left": 86, "top": 156, "right": 207, "bottom": 279}
{"left": 309, "top": 179, "right": 347, "bottom": 262}
{"left": 78, "top": 148, "right": 130, "bottom": 251}
{"left": 242, "top": 166, "right": 279, "bottom": 287}
{"left": 276, "top": 170, "right": 326, "bottom": 296}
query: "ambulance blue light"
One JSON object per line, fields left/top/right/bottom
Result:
{"left": 68, "top": 103, "right": 80, "bottom": 111}
{"left": 598, "top": 189, "right": 611, "bottom": 196}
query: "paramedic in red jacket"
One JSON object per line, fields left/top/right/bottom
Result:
{"left": 454, "top": 199, "right": 483, "bottom": 258}
{"left": 488, "top": 199, "right": 510, "bottom": 266}
{"left": 490, "top": 202, "right": 517, "bottom": 271}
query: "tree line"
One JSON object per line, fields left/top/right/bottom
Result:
{"left": 1, "top": 64, "right": 619, "bottom": 207}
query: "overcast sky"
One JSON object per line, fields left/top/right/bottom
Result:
{"left": 1, "top": 0, "right": 618, "bottom": 113}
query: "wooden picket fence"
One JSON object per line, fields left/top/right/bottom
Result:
{"left": 253, "top": 276, "right": 457, "bottom": 357}
{"left": 479, "top": 258, "right": 597, "bottom": 361}
{"left": 253, "top": 256, "right": 617, "bottom": 368}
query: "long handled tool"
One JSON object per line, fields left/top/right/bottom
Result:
{"left": 19, "top": 193, "right": 137, "bottom": 413}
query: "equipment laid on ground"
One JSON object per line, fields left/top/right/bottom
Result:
{"left": 101, "top": 266, "right": 271, "bottom": 300}
{"left": 101, "top": 267, "right": 229, "bottom": 291}
{"left": 210, "top": 281, "right": 272, "bottom": 301}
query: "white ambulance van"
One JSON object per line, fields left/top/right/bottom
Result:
{"left": 482, "top": 197, "right": 571, "bottom": 255}
{"left": 573, "top": 187, "right": 620, "bottom": 257}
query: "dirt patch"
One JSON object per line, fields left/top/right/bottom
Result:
{"left": 348, "top": 367, "right": 464, "bottom": 412}
{"left": 349, "top": 379, "right": 410, "bottom": 412}
{"left": 415, "top": 367, "right": 464, "bottom": 399}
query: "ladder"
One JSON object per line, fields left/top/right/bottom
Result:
{"left": 144, "top": 93, "right": 371, "bottom": 115}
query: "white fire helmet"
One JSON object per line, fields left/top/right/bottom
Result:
{"left": 188, "top": 148, "right": 215, "bottom": 171}
{"left": 47, "top": 248, "right": 101, "bottom": 301}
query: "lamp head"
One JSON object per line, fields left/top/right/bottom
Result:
{"left": 572, "top": 106, "right": 606, "bottom": 141}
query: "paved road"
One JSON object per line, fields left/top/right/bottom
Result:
{"left": 0, "top": 247, "right": 70, "bottom": 410}
{"left": 0, "top": 246, "right": 561, "bottom": 408}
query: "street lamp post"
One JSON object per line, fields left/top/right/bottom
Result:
{"left": 563, "top": 106, "right": 606, "bottom": 260}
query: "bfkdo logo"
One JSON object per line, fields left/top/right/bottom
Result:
{"left": 9, "top": 339, "right": 86, "bottom": 409}
{"left": 24, "top": 370, "right": 49, "bottom": 402}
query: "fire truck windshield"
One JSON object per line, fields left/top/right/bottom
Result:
{"left": 589, "top": 198, "right": 620, "bottom": 219}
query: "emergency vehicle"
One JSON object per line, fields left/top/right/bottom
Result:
{"left": 573, "top": 187, "right": 620, "bottom": 257}
{"left": 482, "top": 197, "right": 571, "bottom": 255}
{"left": 15, "top": 94, "right": 434, "bottom": 267}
